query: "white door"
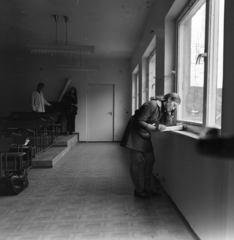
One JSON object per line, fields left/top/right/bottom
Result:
{"left": 87, "top": 84, "right": 114, "bottom": 141}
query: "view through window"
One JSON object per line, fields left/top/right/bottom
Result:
{"left": 177, "top": 0, "right": 224, "bottom": 128}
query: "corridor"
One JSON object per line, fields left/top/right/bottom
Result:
{"left": 0, "top": 143, "right": 197, "bottom": 240}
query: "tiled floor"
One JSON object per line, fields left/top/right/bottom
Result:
{"left": 0, "top": 143, "right": 196, "bottom": 240}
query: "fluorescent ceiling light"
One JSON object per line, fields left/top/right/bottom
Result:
{"left": 28, "top": 44, "right": 95, "bottom": 54}
{"left": 56, "top": 65, "right": 100, "bottom": 71}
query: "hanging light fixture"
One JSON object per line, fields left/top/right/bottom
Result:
{"left": 55, "top": 16, "right": 99, "bottom": 71}
{"left": 56, "top": 65, "right": 99, "bottom": 71}
{"left": 56, "top": 53, "right": 100, "bottom": 71}
{"left": 28, "top": 15, "right": 95, "bottom": 55}
{"left": 28, "top": 44, "right": 95, "bottom": 55}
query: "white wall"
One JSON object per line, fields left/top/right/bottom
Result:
{"left": 221, "top": 0, "right": 234, "bottom": 238}
{"left": 0, "top": 48, "right": 131, "bottom": 141}
{"left": 72, "top": 58, "right": 132, "bottom": 141}
{"left": 152, "top": 132, "right": 230, "bottom": 240}
{"left": 131, "top": 0, "right": 175, "bottom": 96}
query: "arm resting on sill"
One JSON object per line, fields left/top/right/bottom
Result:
{"left": 159, "top": 123, "right": 187, "bottom": 132}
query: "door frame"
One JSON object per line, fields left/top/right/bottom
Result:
{"left": 86, "top": 83, "right": 115, "bottom": 142}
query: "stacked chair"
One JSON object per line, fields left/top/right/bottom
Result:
{"left": 0, "top": 111, "right": 59, "bottom": 195}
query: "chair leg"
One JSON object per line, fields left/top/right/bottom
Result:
{"left": 4, "top": 153, "right": 8, "bottom": 175}
{"left": 0, "top": 153, "right": 3, "bottom": 178}
{"left": 20, "top": 156, "right": 23, "bottom": 170}
{"left": 26, "top": 151, "right": 29, "bottom": 169}
{"left": 13, "top": 157, "right": 16, "bottom": 171}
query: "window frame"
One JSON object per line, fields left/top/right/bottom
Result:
{"left": 175, "top": 0, "right": 224, "bottom": 132}
{"left": 147, "top": 49, "right": 156, "bottom": 99}
{"left": 132, "top": 69, "right": 140, "bottom": 114}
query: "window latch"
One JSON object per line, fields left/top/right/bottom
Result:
{"left": 196, "top": 53, "right": 207, "bottom": 64}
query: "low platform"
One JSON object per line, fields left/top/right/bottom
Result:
{"left": 32, "top": 134, "right": 78, "bottom": 168}
{"left": 52, "top": 133, "right": 79, "bottom": 147}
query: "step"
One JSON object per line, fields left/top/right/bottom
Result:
{"left": 32, "top": 146, "right": 70, "bottom": 168}
{"left": 32, "top": 134, "right": 78, "bottom": 168}
{"left": 52, "top": 134, "right": 78, "bottom": 147}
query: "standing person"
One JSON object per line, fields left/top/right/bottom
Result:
{"left": 62, "top": 87, "right": 78, "bottom": 134}
{"left": 31, "top": 83, "right": 51, "bottom": 112}
{"left": 120, "top": 93, "right": 181, "bottom": 199}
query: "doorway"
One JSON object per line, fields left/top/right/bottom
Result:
{"left": 87, "top": 84, "right": 114, "bottom": 141}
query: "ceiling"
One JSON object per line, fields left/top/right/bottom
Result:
{"left": 1, "top": 0, "right": 156, "bottom": 59}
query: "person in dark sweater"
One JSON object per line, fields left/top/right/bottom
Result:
{"left": 120, "top": 93, "right": 181, "bottom": 199}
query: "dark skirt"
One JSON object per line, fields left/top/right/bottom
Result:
{"left": 120, "top": 116, "right": 153, "bottom": 153}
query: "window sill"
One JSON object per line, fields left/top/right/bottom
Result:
{"left": 170, "top": 130, "right": 199, "bottom": 139}
{"left": 152, "top": 129, "right": 200, "bottom": 139}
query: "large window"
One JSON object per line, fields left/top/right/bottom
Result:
{"left": 177, "top": 0, "right": 224, "bottom": 129}
{"left": 132, "top": 70, "right": 139, "bottom": 114}
{"left": 148, "top": 50, "right": 156, "bottom": 99}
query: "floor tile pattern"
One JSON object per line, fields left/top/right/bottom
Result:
{"left": 0, "top": 143, "right": 196, "bottom": 240}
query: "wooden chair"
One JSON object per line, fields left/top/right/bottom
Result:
{"left": 1, "top": 117, "right": 45, "bottom": 154}
{"left": 8, "top": 129, "right": 33, "bottom": 169}
{"left": 10, "top": 112, "right": 58, "bottom": 151}
{"left": 0, "top": 119, "right": 37, "bottom": 159}
{"left": 0, "top": 130, "right": 27, "bottom": 172}
{"left": 0, "top": 136, "right": 13, "bottom": 178}
{"left": 11, "top": 112, "right": 59, "bottom": 141}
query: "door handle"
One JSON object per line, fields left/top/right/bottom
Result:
{"left": 108, "top": 112, "right": 112, "bottom": 116}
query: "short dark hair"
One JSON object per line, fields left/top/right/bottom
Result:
{"left": 163, "top": 93, "right": 181, "bottom": 104}
{"left": 37, "top": 82, "right": 45, "bottom": 88}
{"left": 150, "top": 93, "right": 181, "bottom": 104}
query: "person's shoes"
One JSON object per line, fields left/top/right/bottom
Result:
{"left": 144, "top": 189, "right": 161, "bottom": 197}
{"left": 134, "top": 190, "right": 150, "bottom": 199}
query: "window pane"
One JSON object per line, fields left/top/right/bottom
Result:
{"left": 177, "top": 0, "right": 206, "bottom": 123}
{"left": 148, "top": 52, "right": 156, "bottom": 98}
{"left": 206, "top": 0, "right": 224, "bottom": 128}
{"left": 132, "top": 76, "right": 136, "bottom": 114}
{"left": 136, "top": 72, "right": 139, "bottom": 109}
{"left": 132, "top": 72, "right": 139, "bottom": 114}
{"left": 142, "top": 69, "right": 147, "bottom": 103}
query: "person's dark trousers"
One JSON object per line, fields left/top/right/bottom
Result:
{"left": 67, "top": 114, "right": 76, "bottom": 134}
